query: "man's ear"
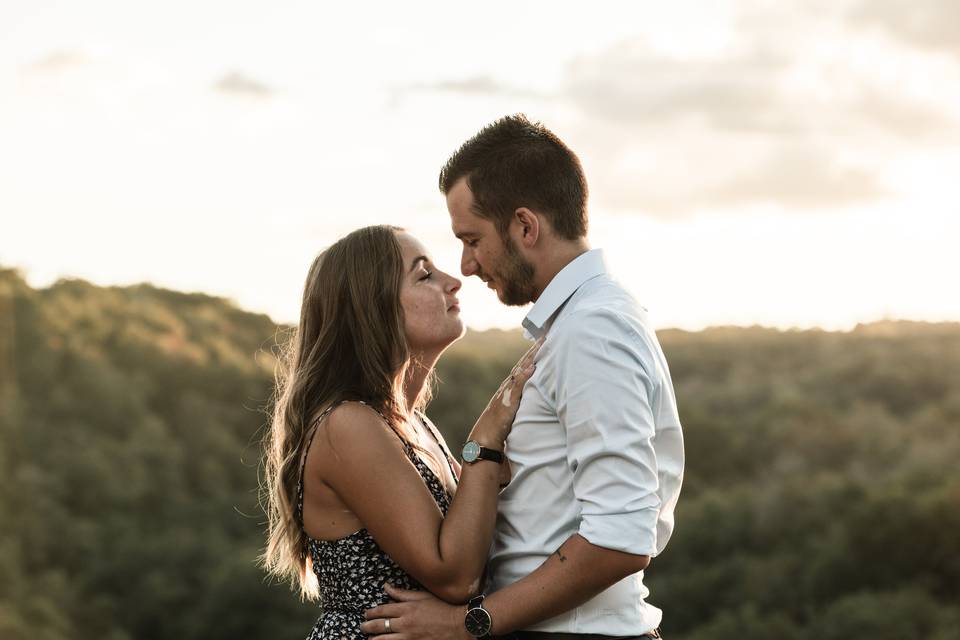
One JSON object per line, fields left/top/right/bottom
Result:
{"left": 513, "top": 208, "right": 540, "bottom": 248}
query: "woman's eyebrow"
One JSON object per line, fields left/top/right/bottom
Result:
{"left": 409, "top": 256, "right": 429, "bottom": 273}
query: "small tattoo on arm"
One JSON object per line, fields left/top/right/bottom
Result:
{"left": 554, "top": 548, "right": 567, "bottom": 562}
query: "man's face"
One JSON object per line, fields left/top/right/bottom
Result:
{"left": 446, "top": 177, "right": 536, "bottom": 307}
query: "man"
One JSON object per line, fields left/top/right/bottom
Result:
{"left": 364, "top": 115, "right": 684, "bottom": 639}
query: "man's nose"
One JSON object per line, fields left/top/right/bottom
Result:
{"left": 461, "top": 247, "right": 478, "bottom": 277}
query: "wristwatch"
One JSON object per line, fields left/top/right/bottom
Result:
{"left": 464, "top": 594, "right": 493, "bottom": 638}
{"left": 461, "top": 440, "right": 504, "bottom": 464}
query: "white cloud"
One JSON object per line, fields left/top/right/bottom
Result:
{"left": 214, "top": 71, "right": 274, "bottom": 98}
{"left": 850, "top": 0, "right": 960, "bottom": 57}
{"left": 23, "top": 49, "right": 90, "bottom": 74}
{"left": 551, "top": 3, "right": 960, "bottom": 218}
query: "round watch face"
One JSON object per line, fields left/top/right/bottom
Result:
{"left": 465, "top": 606, "right": 492, "bottom": 637}
{"left": 462, "top": 440, "right": 481, "bottom": 463}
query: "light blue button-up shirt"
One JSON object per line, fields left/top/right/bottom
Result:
{"left": 489, "top": 249, "right": 684, "bottom": 634}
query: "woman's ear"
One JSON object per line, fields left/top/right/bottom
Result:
{"left": 512, "top": 207, "right": 540, "bottom": 248}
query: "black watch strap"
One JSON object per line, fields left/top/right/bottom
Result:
{"left": 462, "top": 440, "right": 505, "bottom": 464}
{"left": 464, "top": 594, "right": 492, "bottom": 638}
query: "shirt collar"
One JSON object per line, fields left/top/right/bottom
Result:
{"left": 522, "top": 249, "right": 607, "bottom": 339}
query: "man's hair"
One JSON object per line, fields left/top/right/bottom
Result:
{"left": 439, "top": 114, "right": 588, "bottom": 240}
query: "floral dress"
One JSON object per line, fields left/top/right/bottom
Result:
{"left": 296, "top": 402, "right": 458, "bottom": 639}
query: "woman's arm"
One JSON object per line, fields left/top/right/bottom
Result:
{"left": 360, "top": 536, "right": 649, "bottom": 639}
{"left": 308, "top": 342, "right": 539, "bottom": 603}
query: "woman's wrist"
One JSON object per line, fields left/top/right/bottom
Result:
{"left": 466, "top": 427, "right": 505, "bottom": 452}
{"left": 471, "top": 414, "right": 509, "bottom": 448}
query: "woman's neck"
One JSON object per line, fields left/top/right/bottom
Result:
{"left": 403, "top": 349, "right": 440, "bottom": 413}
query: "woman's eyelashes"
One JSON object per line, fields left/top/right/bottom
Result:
{"left": 418, "top": 262, "right": 434, "bottom": 281}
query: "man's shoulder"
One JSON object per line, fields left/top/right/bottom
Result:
{"left": 558, "top": 275, "right": 649, "bottom": 332}
{"left": 546, "top": 277, "right": 665, "bottom": 371}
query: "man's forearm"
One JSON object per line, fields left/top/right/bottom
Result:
{"left": 483, "top": 534, "right": 650, "bottom": 635}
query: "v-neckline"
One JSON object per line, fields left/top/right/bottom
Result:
{"left": 413, "top": 411, "right": 460, "bottom": 483}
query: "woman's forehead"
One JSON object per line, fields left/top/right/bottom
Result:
{"left": 395, "top": 231, "right": 430, "bottom": 264}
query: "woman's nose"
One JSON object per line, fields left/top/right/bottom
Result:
{"left": 446, "top": 274, "right": 462, "bottom": 294}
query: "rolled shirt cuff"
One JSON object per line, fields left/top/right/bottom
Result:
{"left": 578, "top": 508, "right": 660, "bottom": 556}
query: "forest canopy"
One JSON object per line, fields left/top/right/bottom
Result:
{"left": 1, "top": 268, "right": 957, "bottom": 640}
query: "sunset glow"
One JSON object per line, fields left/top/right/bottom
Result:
{"left": 2, "top": 0, "right": 958, "bottom": 331}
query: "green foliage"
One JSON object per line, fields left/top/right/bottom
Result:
{"left": 1, "top": 268, "right": 957, "bottom": 639}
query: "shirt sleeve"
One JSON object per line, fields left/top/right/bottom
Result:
{"left": 553, "top": 308, "right": 662, "bottom": 557}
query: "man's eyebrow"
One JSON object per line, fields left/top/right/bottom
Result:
{"left": 409, "top": 256, "right": 429, "bottom": 273}
{"left": 454, "top": 231, "right": 477, "bottom": 240}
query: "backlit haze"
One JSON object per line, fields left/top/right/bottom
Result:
{"left": 2, "top": 0, "right": 958, "bottom": 331}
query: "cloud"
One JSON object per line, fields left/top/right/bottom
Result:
{"left": 588, "top": 142, "right": 887, "bottom": 215}
{"left": 564, "top": 41, "right": 796, "bottom": 135}
{"left": 553, "top": 5, "right": 959, "bottom": 218}
{"left": 24, "top": 50, "right": 89, "bottom": 74}
{"left": 846, "top": 83, "right": 957, "bottom": 138}
{"left": 563, "top": 37, "right": 953, "bottom": 141}
{"left": 392, "top": 74, "right": 543, "bottom": 102}
{"left": 850, "top": 0, "right": 960, "bottom": 57}
{"left": 416, "top": 75, "right": 514, "bottom": 95}
{"left": 705, "top": 146, "right": 886, "bottom": 209}
{"left": 214, "top": 72, "right": 274, "bottom": 98}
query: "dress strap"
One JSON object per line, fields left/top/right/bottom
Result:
{"left": 295, "top": 400, "right": 402, "bottom": 528}
{"left": 295, "top": 402, "right": 340, "bottom": 527}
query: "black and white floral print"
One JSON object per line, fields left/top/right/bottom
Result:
{"left": 296, "top": 403, "right": 455, "bottom": 640}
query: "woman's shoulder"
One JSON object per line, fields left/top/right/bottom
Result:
{"left": 317, "top": 401, "right": 403, "bottom": 456}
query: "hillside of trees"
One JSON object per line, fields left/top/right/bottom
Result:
{"left": 1, "top": 268, "right": 957, "bottom": 640}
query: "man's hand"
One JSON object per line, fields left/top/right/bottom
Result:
{"left": 362, "top": 584, "right": 471, "bottom": 640}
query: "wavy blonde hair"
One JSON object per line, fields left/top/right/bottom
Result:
{"left": 260, "top": 225, "right": 438, "bottom": 600}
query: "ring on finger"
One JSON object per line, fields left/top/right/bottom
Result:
{"left": 385, "top": 618, "right": 391, "bottom": 632}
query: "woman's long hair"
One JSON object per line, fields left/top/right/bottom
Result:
{"left": 260, "top": 225, "right": 436, "bottom": 600}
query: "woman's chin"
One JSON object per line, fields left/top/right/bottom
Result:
{"left": 448, "top": 318, "right": 467, "bottom": 344}
{"left": 412, "top": 321, "right": 466, "bottom": 355}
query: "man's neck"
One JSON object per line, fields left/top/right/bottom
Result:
{"left": 531, "top": 239, "right": 591, "bottom": 302}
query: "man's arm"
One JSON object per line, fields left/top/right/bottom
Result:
{"left": 362, "top": 535, "right": 649, "bottom": 639}
{"left": 489, "top": 309, "right": 662, "bottom": 632}
{"left": 364, "top": 309, "right": 663, "bottom": 638}
{"left": 484, "top": 534, "right": 649, "bottom": 634}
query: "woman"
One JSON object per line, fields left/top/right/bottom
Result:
{"left": 261, "top": 225, "right": 538, "bottom": 639}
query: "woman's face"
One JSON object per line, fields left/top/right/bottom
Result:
{"left": 396, "top": 232, "right": 465, "bottom": 354}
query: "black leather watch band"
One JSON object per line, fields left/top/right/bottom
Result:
{"left": 464, "top": 594, "right": 492, "bottom": 638}
{"left": 462, "top": 440, "right": 504, "bottom": 464}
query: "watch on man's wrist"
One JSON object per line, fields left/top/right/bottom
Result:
{"left": 461, "top": 440, "right": 504, "bottom": 465}
{"left": 464, "top": 594, "right": 493, "bottom": 638}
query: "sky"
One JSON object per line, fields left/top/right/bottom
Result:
{"left": 2, "top": 0, "right": 959, "bottom": 331}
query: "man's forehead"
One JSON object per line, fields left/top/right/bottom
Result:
{"left": 450, "top": 207, "right": 490, "bottom": 237}
{"left": 447, "top": 176, "right": 474, "bottom": 206}
{"left": 447, "top": 178, "right": 495, "bottom": 236}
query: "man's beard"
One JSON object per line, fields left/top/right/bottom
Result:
{"left": 495, "top": 236, "right": 537, "bottom": 306}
